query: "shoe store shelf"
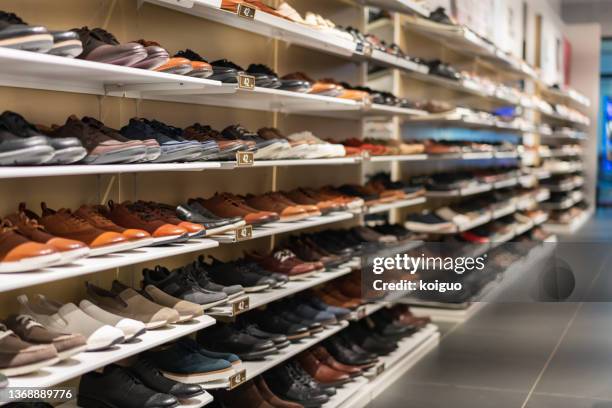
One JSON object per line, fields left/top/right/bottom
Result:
{"left": 366, "top": 196, "right": 427, "bottom": 214}
{"left": 0, "top": 162, "right": 224, "bottom": 180}
{"left": 0, "top": 47, "right": 221, "bottom": 97}
{"left": 404, "top": 115, "right": 535, "bottom": 134}
{"left": 360, "top": 0, "right": 430, "bottom": 17}
{"left": 426, "top": 176, "right": 522, "bottom": 199}
{"left": 547, "top": 129, "right": 588, "bottom": 140}
{"left": 0, "top": 238, "right": 219, "bottom": 293}
{"left": 58, "top": 391, "right": 214, "bottom": 408}
{"left": 364, "top": 49, "right": 430, "bottom": 76}
{"left": 208, "top": 266, "right": 353, "bottom": 318}
{"left": 410, "top": 300, "right": 487, "bottom": 323}
{"left": 141, "top": 0, "right": 358, "bottom": 58}
{"left": 541, "top": 191, "right": 584, "bottom": 211}
{"left": 247, "top": 157, "right": 364, "bottom": 168}
{"left": 7, "top": 315, "right": 217, "bottom": 389}
{"left": 401, "top": 16, "right": 537, "bottom": 80}
{"left": 211, "top": 212, "right": 355, "bottom": 244}
{"left": 364, "top": 103, "right": 428, "bottom": 118}
{"left": 201, "top": 322, "right": 350, "bottom": 390}
{"left": 540, "top": 86, "right": 591, "bottom": 109}
{"left": 366, "top": 154, "right": 428, "bottom": 162}
{"left": 545, "top": 149, "right": 582, "bottom": 159}
{"left": 538, "top": 109, "right": 590, "bottom": 128}
{"left": 324, "top": 325, "right": 440, "bottom": 408}
{"left": 543, "top": 207, "right": 592, "bottom": 234}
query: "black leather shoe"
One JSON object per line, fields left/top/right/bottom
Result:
{"left": 236, "top": 317, "right": 290, "bottom": 349}
{"left": 185, "top": 259, "right": 245, "bottom": 300}
{"left": 253, "top": 313, "right": 310, "bottom": 341}
{"left": 185, "top": 200, "right": 244, "bottom": 226}
{"left": 77, "top": 365, "right": 178, "bottom": 408}
{"left": 207, "top": 257, "right": 275, "bottom": 293}
{"left": 324, "top": 337, "right": 377, "bottom": 367}
{"left": 196, "top": 323, "right": 277, "bottom": 360}
{"left": 237, "top": 259, "right": 288, "bottom": 288}
{"left": 347, "top": 324, "right": 397, "bottom": 356}
{"left": 264, "top": 364, "right": 330, "bottom": 408}
{"left": 338, "top": 332, "right": 379, "bottom": 360}
{"left": 130, "top": 358, "right": 204, "bottom": 399}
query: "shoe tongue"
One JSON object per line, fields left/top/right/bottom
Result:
{"left": 58, "top": 302, "right": 81, "bottom": 317}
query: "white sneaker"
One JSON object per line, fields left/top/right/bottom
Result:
{"left": 18, "top": 294, "right": 125, "bottom": 351}
{"left": 79, "top": 299, "right": 146, "bottom": 342}
{"left": 287, "top": 131, "right": 346, "bottom": 158}
{"left": 435, "top": 207, "right": 471, "bottom": 227}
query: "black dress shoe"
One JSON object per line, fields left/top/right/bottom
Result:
{"left": 186, "top": 200, "right": 243, "bottom": 226}
{"left": 176, "top": 204, "right": 235, "bottom": 229}
{"left": 290, "top": 361, "right": 336, "bottom": 397}
{"left": 253, "top": 313, "right": 310, "bottom": 341}
{"left": 347, "top": 324, "right": 397, "bottom": 356}
{"left": 237, "top": 319, "right": 290, "bottom": 349}
{"left": 324, "top": 337, "right": 377, "bottom": 367}
{"left": 130, "top": 358, "right": 205, "bottom": 399}
{"left": 207, "top": 257, "right": 276, "bottom": 293}
{"left": 338, "top": 332, "right": 378, "bottom": 360}
{"left": 196, "top": 323, "right": 277, "bottom": 360}
{"left": 237, "top": 259, "right": 288, "bottom": 288}
{"left": 276, "top": 310, "right": 323, "bottom": 334}
{"left": 78, "top": 365, "right": 178, "bottom": 408}
{"left": 368, "top": 313, "right": 415, "bottom": 338}
{"left": 264, "top": 364, "right": 330, "bottom": 408}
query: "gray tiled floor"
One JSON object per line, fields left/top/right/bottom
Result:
{"left": 368, "top": 210, "right": 612, "bottom": 408}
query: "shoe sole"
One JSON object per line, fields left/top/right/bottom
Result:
{"left": 0, "top": 34, "right": 54, "bottom": 53}
{"left": 83, "top": 146, "right": 149, "bottom": 165}
{"left": 176, "top": 314, "right": 195, "bottom": 323}
{"left": 404, "top": 221, "right": 456, "bottom": 233}
{"left": 275, "top": 340, "right": 291, "bottom": 349}
{"left": 88, "top": 239, "right": 153, "bottom": 257}
{"left": 47, "top": 39, "right": 83, "bottom": 58}
{"left": 278, "top": 214, "right": 313, "bottom": 223}
{"left": 152, "top": 146, "right": 205, "bottom": 163}
{"left": 243, "top": 284, "right": 271, "bottom": 293}
{"left": 54, "top": 247, "right": 91, "bottom": 265}
{"left": 0, "top": 252, "right": 63, "bottom": 273}
{"left": 288, "top": 270, "right": 321, "bottom": 280}
{"left": 44, "top": 146, "right": 88, "bottom": 164}
{"left": 188, "top": 229, "right": 207, "bottom": 239}
{"left": 149, "top": 234, "right": 190, "bottom": 246}
{"left": 0, "top": 356, "right": 60, "bottom": 377}
{"left": 162, "top": 367, "right": 235, "bottom": 384}
{"left": 237, "top": 347, "right": 278, "bottom": 360}
{"left": 57, "top": 344, "right": 88, "bottom": 361}
{"left": 286, "top": 331, "right": 312, "bottom": 341}
{"left": 202, "top": 220, "right": 247, "bottom": 237}
{"left": 123, "top": 327, "right": 147, "bottom": 342}
{"left": 144, "top": 320, "right": 170, "bottom": 330}
{"left": 200, "top": 297, "right": 229, "bottom": 310}
{"left": 86, "top": 335, "right": 125, "bottom": 351}
{"left": 0, "top": 145, "right": 55, "bottom": 165}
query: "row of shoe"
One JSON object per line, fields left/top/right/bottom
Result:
{"left": 0, "top": 112, "right": 351, "bottom": 166}
{"left": 547, "top": 201, "right": 588, "bottom": 225}
{"left": 210, "top": 305, "right": 430, "bottom": 408}
{"left": 423, "top": 168, "right": 519, "bottom": 192}
{"left": 0, "top": 198, "right": 249, "bottom": 273}
{"left": 542, "top": 158, "right": 583, "bottom": 174}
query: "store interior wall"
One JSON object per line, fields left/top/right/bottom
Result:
{"left": 562, "top": 0, "right": 612, "bottom": 37}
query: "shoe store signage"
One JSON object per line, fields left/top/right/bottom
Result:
{"left": 236, "top": 151, "right": 255, "bottom": 166}
{"left": 231, "top": 296, "right": 250, "bottom": 315}
{"left": 229, "top": 370, "right": 247, "bottom": 389}
{"left": 237, "top": 3, "right": 256, "bottom": 19}
{"left": 235, "top": 224, "right": 253, "bottom": 241}
{"left": 238, "top": 73, "right": 256, "bottom": 90}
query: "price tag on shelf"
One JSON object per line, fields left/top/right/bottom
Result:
{"left": 236, "top": 151, "right": 254, "bottom": 166}
{"left": 375, "top": 363, "right": 386, "bottom": 377}
{"left": 235, "top": 225, "right": 253, "bottom": 241}
{"left": 237, "top": 73, "right": 256, "bottom": 90}
{"left": 228, "top": 370, "right": 247, "bottom": 389}
{"left": 231, "top": 297, "right": 250, "bottom": 315}
{"left": 236, "top": 3, "right": 256, "bottom": 19}
{"left": 355, "top": 42, "right": 364, "bottom": 54}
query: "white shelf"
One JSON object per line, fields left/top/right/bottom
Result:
{"left": 426, "top": 182, "right": 493, "bottom": 198}
{"left": 361, "top": 0, "right": 430, "bottom": 16}
{"left": 142, "top": 0, "right": 357, "bottom": 58}
{"left": 493, "top": 177, "right": 518, "bottom": 189}
{"left": 7, "top": 315, "right": 216, "bottom": 388}
{"left": 404, "top": 115, "right": 528, "bottom": 133}
{"left": 208, "top": 267, "right": 353, "bottom": 317}
{"left": 366, "top": 197, "right": 426, "bottom": 214}
{"left": 251, "top": 157, "right": 362, "bottom": 167}
{"left": 0, "top": 47, "right": 221, "bottom": 97}
{"left": 202, "top": 322, "right": 349, "bottom": 389}
{"left": 211, "top": 212, "right": 354, "bottom": 243}
{"left": 324, "top": 325, "right": 440, "bottom": 408}
{"left": 58, "top": 391, "right": 214, "bottom": 408}
{"left": 543, "top": 208, "right": 591, "bottom": 234}
{"left": 0, "top": 238, "right": 219, "bottom": 293}
{"left": 0, "top": 162, "right": 222, "bottom": 179}
{"left": 411, "top": 301, "right": 487, "bottom": 323}
{"left": 366, "top": 154, "right": 428, "bottom": 162}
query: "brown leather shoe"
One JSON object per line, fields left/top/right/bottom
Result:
{"left": 35, "top": 203, "right": 128, "bottom": 256}
{"left": 75, "top": 205, "right": 152, "bottom": 242}
{"left": 255, "top": 376, "right": 304, "bottom": 408}
{"left": 285, "top": 189, "right": 341, "bottom": 214}
{"left": 104, "top": 201, "right": 188, "bottom": 243}
{"left": 270, "top": 192, "right": 321, "bottom": 217}
{"left": 132, "top": 201, "right": 205, "bottom": 238}
{"left": 245, "top": 194, "right": 310, "bottom": 222}
{"left": 315, "top": 287, "right": 361, "bottom": 309}
{"left": 297, "top": 350, "right": 351, "bottom": 387}
{"left": 0, "top": 220, "right": 60, "bottom": 272}
{"left": 311, "top": 346, "right": 362, "bottom": 377}
{"left": 217, "top": 379, "right": 275, "bottom": 408}
{"left": 247, "top": 250, "right": 319, "bottom": 280}
{"left": 197, "top": 193, "right": 279, "bottom": 226}
{"left": 6, "top": 205, "right": 89, "bottom": 263}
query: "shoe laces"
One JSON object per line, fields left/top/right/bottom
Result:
{"left": 0, "top": 219, "right": 17, "bottom": 233}
{"left": 15, "top": 314, "right": 43, "bottom": 330}
{"left": 273, "top": 249, "right": 296, "bottom": 263}
{"left": 0, "top": 323, "right": 13, "bottom": 340}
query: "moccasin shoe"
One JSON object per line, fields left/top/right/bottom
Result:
{"left": 0, "top": 322, "right": 59, "bottom": 377}
{"left": 79, "top": 299, "right": 146, "bottom": 341}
